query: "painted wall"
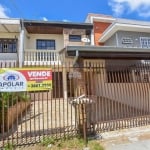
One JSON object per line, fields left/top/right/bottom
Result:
{"left": 105, "top": 31, "right": 150, "bottom": 48}
{"left": 25, "top": 34, "right": 64, "bottom": 50}
{"left": 0, "top": 33, "right": 19, "bottom": 39}
{"left": 63, "top": 28, "right": 90, "bottom": 47}
{"left": 105, "top": 34, "right": 117, "bottom": 46}
{"left": 94, "top": 21, "right": 111, "bottom": 46}
{"left": 118, "top": 31, "right": 150, "bottom": 48}
{"left": 0, "top": 53, "right": 17, "bottom": 60}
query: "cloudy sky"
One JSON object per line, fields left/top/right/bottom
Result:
{"left": 0, "top": 0, "right": 150, "bottom": 21}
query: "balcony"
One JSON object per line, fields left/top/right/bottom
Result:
{"left": 24, "top": 49, "right": 65, "bottom": 66}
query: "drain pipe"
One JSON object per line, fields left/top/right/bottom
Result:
{"left": 73, "top": 50, "right": 79, "bottom": 66}
{"left": 18, "top": 19, "right": 24, "bottom": 68}
{"left": 72, "top": 50, "right": 89, "bottom": 148}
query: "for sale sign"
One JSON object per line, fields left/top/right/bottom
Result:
{"left": 0, "top": 68, "right": 52, "bottom": 92}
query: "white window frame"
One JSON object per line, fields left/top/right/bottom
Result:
{"left": 140, "top": 37, "right": 150, "bottom": 48}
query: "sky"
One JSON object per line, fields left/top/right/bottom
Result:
{"left": 0, "top": 0, "right": 150, "bottom": 22}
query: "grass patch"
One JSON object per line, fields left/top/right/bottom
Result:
{"left": 89, "top": 140, "right": 104, "bottom": 150}
{"left": 3, "top": 143, "right": 14, "bottom": 150}
{"left": 18, "top": 136, "right": 104, "bottom": 150}
{"left": 38, "top": 136, "right": 104, "bottom": 150}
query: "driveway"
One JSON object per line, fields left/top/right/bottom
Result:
{"left": 100, "top": 125, "right": 150, "bottom": 150}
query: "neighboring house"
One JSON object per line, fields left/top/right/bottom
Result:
{"left": 85, "top": 13, "right": 150, "bottom": 83}
{"left": 67, "top": 13, "right": 150, "bottom": 80}
{"left": 0, "top": 18, "right": 21, "bottom": 67}
{"left": 66, "top": 14, "right": 150, "bottom": 113}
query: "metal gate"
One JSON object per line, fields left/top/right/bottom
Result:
{"left": 84, "top": 60, "right": 150, "bottom": 133}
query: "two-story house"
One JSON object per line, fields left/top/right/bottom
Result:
{"left": 23, "top": 20, "right": 92, "bottom": 66}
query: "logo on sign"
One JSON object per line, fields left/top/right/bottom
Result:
{"left": 3, "top": 74, "right": 20, "bottom": 81}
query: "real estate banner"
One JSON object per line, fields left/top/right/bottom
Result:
{"left": 0, "top": 68, "right": 52, "bottom": 92}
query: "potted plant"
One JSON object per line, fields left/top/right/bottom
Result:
{"left": 0, "top": 92, "right": 30, "bottom": 132}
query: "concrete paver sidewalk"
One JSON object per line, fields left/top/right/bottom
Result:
{"left": 100, "top": 125, "right": 150, "bottom": 150}
{"left": 105, "top": 139, "right": 150, "bottom": 150}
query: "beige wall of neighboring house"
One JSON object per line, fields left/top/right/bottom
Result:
{"left": 0, "top": 33, "right": 19, "bottom": 39}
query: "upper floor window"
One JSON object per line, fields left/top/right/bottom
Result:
{"left": 69, "top": 35, "right": 81, "bottom": 42}
{"left": 0, "top": 39, "right": 17, "bottom": 53}
{"left": 140, "top": 37, "right": 150, "bottom": 48}
{"left": 36, "top": 39, "right": 55, "bottom": 50}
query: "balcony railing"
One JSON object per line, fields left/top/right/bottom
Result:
{"left": 24, "top": 49, "right": 65, "bottom": 66}
{"left": 0, "top": 60, "right": 17, "bottom": 68}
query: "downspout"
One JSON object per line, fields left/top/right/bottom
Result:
{"left": 18, "top": 19, "right": 24, "bottom": 68}
{"left": 116, "top": 32, "right": 119, "bottom": 47}
{"left": 73, "top": 50, "right": 79, "bottom": 66}
{"left": 90, "top": 17, "right": 95, "bottom": 46}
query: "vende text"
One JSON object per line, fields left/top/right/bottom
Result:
{"left": 28, "top": 71, "right": 51, "bottom": 77}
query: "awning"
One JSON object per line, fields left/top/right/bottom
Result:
{"left": 0, "top": 18, "right": 20, "bottom": 33}
{"left": 66, "top": 46, "right": 150, "bottom": 59}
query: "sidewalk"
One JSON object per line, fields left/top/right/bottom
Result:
{"left": 100, "top": 125, "right": 150, "bottom": 150}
